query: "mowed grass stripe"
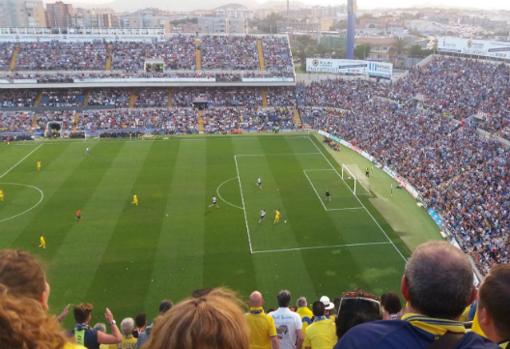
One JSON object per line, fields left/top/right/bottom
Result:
{"left": 257, "top": 136, "right": 369, "bottom": 298}
{"left": 47, "top": 141, "right": 153, "bottom": 318}
{"left": 232, "top": 136, "right": 318, "bottom": 303}
{"left": 202, "top": 137, "right": 258, "bottom": 298}
{"left": 0, "top": 143, "right": 41, "bottom": 176}
{"left": 10, "top": 142, "right": 121, "bottom": 258}
{"left": 84, "top": 141, "right": 179, "bottom": 319}
{"left": 143, "top": 140, "right": 208, "bottom": 312}
{"left": 1, "top": 143, "right": 81, "bottom": 248}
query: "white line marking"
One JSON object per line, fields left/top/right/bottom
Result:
{"left": 216, "top": 177, "right": 243, "bottom": 210}
{"left": 236, "top": 152, "right": 320, "bottom": 157}
{"left": 303, "top": 170, "right": 328, "bottom": 211}
{"left": 0, "top": 183, "right": 44, "bottom": 223}
{"left": 252, "top": 241, "right": 392, "bottom": 254}
{"left": 327, "top": 207, "right": 364, "bottom": 211}
{"left": 303, "top": 169, "right": 363, "bottom": 212}
{"left": 307, "top": 135, "right": 408, "bottom": 262}
{"left": 234, "top": 155, "right": 254, "bottom": 254}
{"left": 0, "top": 144, "right": 43, "bottom": 179}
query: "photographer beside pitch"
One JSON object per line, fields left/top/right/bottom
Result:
{"left": 335, "top": 241, "right": 498, "bottom": 349}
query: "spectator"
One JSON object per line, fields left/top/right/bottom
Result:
{"left": 0, "top": 284, "right": 85, "bottom": 349}
{"left": 335, "top": 241, "right": 498, "bottom": 348}
{"left": 73, "top": 303, "right": 122, "bottom": 349}
{"left": 270, "top": 290, "right": 304, "bottom": 349}
{"left": 380, "top": 292, "right": 402, "bottom": 320}
{"left": 133, "top": 313, "right": 146, "bottom": 338}
{"left": 477, "top": 264, "right": 510, "bottom": 348}
{"left": 296, "top": 296, "right": 314, "bottom": 335}
{"left": 319, "top": 295, "right": 335, "bottom": 319}
{"left": 119, "top": 318, "right": 137, "bottom": 349}
{"left": 135, "top": 300, "right": 173, "bottom": 349}
{"left": 334, "top": 290, "right": 382, "bottom": 340}
{"left": 245, "top": 291, "right": 279, "bottom": 349}
{"left": 144, "top": 287, "right": 249, "bottom": 349}
{"left": 303, "top": 301, "right": 337, "bottom": 349}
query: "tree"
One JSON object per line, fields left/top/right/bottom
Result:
{"left": 407, "top": 45, "right": 433, "bottom": 58}
{"left": 354, "top": 44, "right": 371, "bottom": 60}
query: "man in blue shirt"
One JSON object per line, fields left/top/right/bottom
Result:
{"left": 334, "top": 241, "right": 498, "bottom": 349}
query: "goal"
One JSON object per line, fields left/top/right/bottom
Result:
{"left": 341, "top": 164, "right": 357, "bottom": 196}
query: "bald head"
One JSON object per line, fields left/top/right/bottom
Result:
{"left": 249, "top": 291, "right": 264, "bottom": 307}
{"left": 403, "top": 241, "right": 474, "bottom": 319}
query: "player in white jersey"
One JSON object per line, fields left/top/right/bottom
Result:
{"left": 257, "top": 177, "right": 263, "bottom": 190}
{"left": 208, "top": 196, "right": 219, "bottom": 208}
{"left": 258, "top": 209, "right": 266, "bottom": 223}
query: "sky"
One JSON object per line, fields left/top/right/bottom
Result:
{"left": 44, "top": 0, "right": 510, "bottom": 10}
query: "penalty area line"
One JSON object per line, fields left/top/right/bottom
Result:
{"left": 0, "top": 144, "right": 44, "bottom": 179}
{"left": 252, "top": 241, "right": 392, "bottom": 254}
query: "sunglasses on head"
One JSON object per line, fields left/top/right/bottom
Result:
{"left": 337, "top": 291, "right": 381, "bottom": 316}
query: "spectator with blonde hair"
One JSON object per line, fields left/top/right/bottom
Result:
{"left": 144, "top": 287, "right": 250, "bottom": 349}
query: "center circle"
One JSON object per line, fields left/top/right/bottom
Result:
{"left": 0, "top": 183, "right": 44, "bottom": 223}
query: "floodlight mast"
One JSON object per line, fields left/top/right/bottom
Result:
{"left": 346, "top": 0, "right": 356, "bottom": 59}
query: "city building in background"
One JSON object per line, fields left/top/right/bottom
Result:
{"left": 46, "top": 1, "right": 73, "bottom": 28}
{"left": 0, "top": 0, "right": 46, "bottom": 27}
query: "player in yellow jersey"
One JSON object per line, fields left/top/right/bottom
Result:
{"left": 38, "top": 234, "right": 46, "bottom": 249}
{"left": 0, "top": 189, "right": 4, "bottom": 202}
{"left": 131, "top": 194, "right": 139, "bottom": 206}
{"left": 36, "top": 160, "right": 42, "bottom": 171}
{"left": 273, "top": 209, "right": 281, "bottom": 224}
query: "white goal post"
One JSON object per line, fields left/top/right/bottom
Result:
{"left": 341, "top": 164, "right": 357, "bottom": 196}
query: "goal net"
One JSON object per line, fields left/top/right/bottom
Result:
{"left": 341, "top": 164, "right": 357, "bottom": 196}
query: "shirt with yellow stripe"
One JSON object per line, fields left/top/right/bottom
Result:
{"left": 245, "top": 307, "right": 277, "bottom": 349}
{"left": 304, "top": 316, "right": 337, "bottom": 349}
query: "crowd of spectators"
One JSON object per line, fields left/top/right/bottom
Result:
{"left": 41, "top": 90, "right": 84, "bottom": 108}
{"left": 1, "top": 35, "right": 295, "bottom": 80}
{"left": 2, "top": 241, "right": 509, "bottom": 349}
{"left": 88, "top": 88, "right": 129, "bottom": 108}
{"left": 112, "top": 36, "right": 196, "bottom": 72}
{"left": 0, "top": 89, "right": 36, "bottom": 108}
{"left": 0, "top": 43, "right": 15, "bottom": 70}
{"left": 202, "top": 107, "right": 294, "bottom": 133}
{"left": 200, "top": 36, "right": 259, "bottom": 71}
{"left": 262, "top": 36, "right": 294, "bottom": 72}
{"left": 391, "top": 56, "right": 510, "bottom": 139}
{"left": 173, "top": 87, "right": 261, "bottom": 108}
{"left": 16, "top": 41, "right": 107, "bottom": 71}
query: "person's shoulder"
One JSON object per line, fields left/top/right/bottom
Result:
{"left": 336, "top": 320, "right": 415, "bottom": 349}
{"left": 64, "top": 342, "right": 88, "bottom": 349}
{"left": 458, "top": 332, "right": 500, "bottom": 349}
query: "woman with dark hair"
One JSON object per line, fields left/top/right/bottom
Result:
{"left": 334, "top": 290, "right": 382, "bottom": 342}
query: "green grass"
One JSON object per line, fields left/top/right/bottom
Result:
{"left": 0, "top": 134, "right": 440, "bottom": 327}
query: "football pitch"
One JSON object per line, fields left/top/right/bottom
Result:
{"left": 0, "top": 134, "right": 414, "bottom": 321}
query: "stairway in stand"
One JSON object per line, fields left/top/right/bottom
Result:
{"left": 261, "top": 88, "right": 268, "bottom": 108}
{"left": 128, "top": 91, "right": 138, "bottom": 108}
{"left": 168, "top": 88, "right": 174, "bottom": 108}
{"left": 105, "top": 43, "right": 113, "bottom": 71}
{"left": 197, "top": 110, "right": 205, "bottom": 134}
{"left": 9, "top": 46, "right": 20, "bottom": 71}
{"left": 292, "top": 108, "right": 302, "bottom": 128}
{"left": 256, "top": 39, "right": 265, "bottom": 71}
{"left": 194, "top": 38, "right": 202, "bottom": 71}
{"left": 72, "top": 112, "right": 81, "bottom": 134}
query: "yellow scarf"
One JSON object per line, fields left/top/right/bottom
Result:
{"left": 402, "top": 313, "right": 466, "bottom": 338}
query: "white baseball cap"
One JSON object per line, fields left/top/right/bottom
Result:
{"left": 320, "top": 295, "right": 335, "bottom": 310}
